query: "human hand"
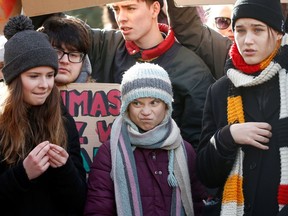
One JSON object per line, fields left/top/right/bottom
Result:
{"left": 23, "top": 141, "right": 51, "bottom": 180}
{"left": 47, "top": 143, "right": 69, "bottom": 168}
{"left": 230, "top": 122, "right": 272, "bottom": 150}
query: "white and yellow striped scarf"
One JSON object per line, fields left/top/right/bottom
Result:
{"left": 221, "top": 58, "right": 288, "bottom": 215}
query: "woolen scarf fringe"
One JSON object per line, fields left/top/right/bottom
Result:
{"left": 221, "top": 43, "right": 288, "bottom": 215}
{"left": 110, "top": 115, "right": 194, "bottom": 216}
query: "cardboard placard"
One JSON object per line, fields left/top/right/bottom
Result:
{"left": 59, "top": 83, "right": 121, "bottom": 173}
{"left": 0, "top": 0, "right": 22, "bottom": 34}
{"left": 19, "top": 0, "right": 288, "bottom": 17}
{"left": 175, "top": 0, "right": 288, "bottom": 6}
{"left": 22, "top": 0, "right": 115, "bottom": 17}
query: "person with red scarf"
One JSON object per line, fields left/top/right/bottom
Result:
{"left": 197, "top": 0, "right": 288, "bottom": 216}
{"left": 86, "top": 0, "right": 214, "bottom": 149}
{"left": 30, "top": 0, "right": 214, "bottom": 149}
{"left": 196, "top": 0, "right": 288, "bottom": 215}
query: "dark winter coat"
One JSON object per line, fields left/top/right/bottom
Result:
{"left": 84, "top": 140, "right": 206, "bottom": 216}
{"left": 197, "top": 74, "right": 282, "bottom": 215}
{"left": 166, "top": 0, "right": 232, "bottom": 80}
{"left": 0, "top": 107, "right": 87, "bottom": 216}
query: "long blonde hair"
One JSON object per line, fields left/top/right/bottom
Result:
{"left": 0, "top": 77, "right": 67, "bottom": 165}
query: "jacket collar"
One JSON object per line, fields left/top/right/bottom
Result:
{"left": 125, "top": 23, "right": 175, "bottom": 61}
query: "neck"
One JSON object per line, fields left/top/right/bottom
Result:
{"left": 134, "top": 29, "right": 164, "bottom": 50}
{"left": 125, "top": 24, "right": 175, "bottom": 61}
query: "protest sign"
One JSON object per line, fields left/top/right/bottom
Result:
{"left": 59, "top": 83, "right": 121, "bottom": 173}
{"left": 22, "top": 0, "right": 114, "bottom": 17}
{"left": 11, "top": 0, "right": 288, "bottom": 18}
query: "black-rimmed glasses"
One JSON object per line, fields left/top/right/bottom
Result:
{"left": 215, "top": 17, "right": 231, "bottom": 30}
{"left": 55, "top": 49, "right": 85, "bottom": 63}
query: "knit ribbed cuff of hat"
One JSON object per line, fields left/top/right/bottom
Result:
{"left": 3, "top": 48, "right": 58, "bottom": 84}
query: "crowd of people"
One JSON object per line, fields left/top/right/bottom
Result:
{"left": 0, "top": 0, "right": 288, "bottom": 215}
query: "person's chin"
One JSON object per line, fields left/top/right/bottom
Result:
{"left": 55, "top": 77, "right": 71, "bottom": 86}
{"left": 28, "top": 98, "right": 48, "bottom": 106}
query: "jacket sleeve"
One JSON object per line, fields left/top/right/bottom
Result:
{"left": 84, "top": 141, "right": 116, "bottom": 216}
{"left": 87, "top": 28, "right": 124, "bottom": 83}
{"left": 48, "top": 107, "right": 87, "bottom": 214}
{"left": 196, "top": 84, "right": 238, "bottom": 188}
{"left": 170, "top": 48, "right": 215, "bottom": 149}
{"left": 0, "top": 159, "right": 34, "bottom": 204}
{"left": 166, "top": 0, "right": 232, "bottom": 79}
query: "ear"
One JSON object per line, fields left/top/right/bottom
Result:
{"left": 151, "top": 1, "right": 161, "bottom": 19}
{"left": 277, "top": 32, "right": 283, "bottom": 41}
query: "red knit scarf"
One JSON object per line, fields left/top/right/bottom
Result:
{"left": 229, "top": 41, "right": 280, "bottom": 74}
{"left": 125, "top": 23, "right": 175, "bottom": 61}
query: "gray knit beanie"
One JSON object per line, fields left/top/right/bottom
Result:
{"left": 120, "top": 62, "right": 173, "bottom": 115}
{"left": 232, "top": 0, "right": 285, "bottom": 34}
{"left": 2, "top": 15, "right": 58, "bottom": 84}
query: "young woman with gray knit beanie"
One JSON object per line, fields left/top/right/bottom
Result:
{"left": 84, "top": 62, "right": 207, "bottom": 216}
{"left": 0, "top": 15, "right": 86, "bottom": 215}
{"left": 197, "top": 0, "right": 288, "bottom": 215}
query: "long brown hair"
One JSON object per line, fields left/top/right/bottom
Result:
{"left": 0, "top": 77, "right": 67, "bottom": 165}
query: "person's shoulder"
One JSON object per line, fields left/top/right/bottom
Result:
{"left": 96, "top": 140, "right": 112, "bottom": 157}
{"left": 207, "top": 75, "right": 230, "bottom": 99}
{"left": 92, "top": 141, "right": 112, "bottom": 167}
{"left": 168, "top": 42, "right": 213, "bottom": 74}
{"left": 211, "top": 75, "right": 229, "bottom": 89}
{"left": 173, "top": 42, "right": 212, "bottom": 69}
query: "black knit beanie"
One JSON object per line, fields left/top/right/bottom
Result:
{"left": 232, "top": 0, "right": 285, "bottom": 34}
{"left": 2, "top": 15, "right": 58, "bottom": 84}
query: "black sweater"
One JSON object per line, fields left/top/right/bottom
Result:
{"left": 0, "top": 107, "right": 86, "bottom": 216}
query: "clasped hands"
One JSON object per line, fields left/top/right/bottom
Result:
{"left": 23, "top": 141, "right": 69, "bottom": 180}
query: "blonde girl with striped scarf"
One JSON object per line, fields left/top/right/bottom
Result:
{"left": 197, "top": 0, "right": 288, "bottom": 215}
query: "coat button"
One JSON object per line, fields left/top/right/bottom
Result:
{"left": 154, "top": 171, "right": 158, "bottom": 175}
{"left": 158, "top": 171, "right": 162, "bottom": 175}
{"left": 152, "top": 152, "right": 156, "bottom": 160}
{"left": 249, "top": 162, "right": 256, "bottom": 170}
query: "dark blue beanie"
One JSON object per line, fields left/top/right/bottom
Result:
{"left": 232, "top": 0, "right": 285, "bottom": 34}
{"left": 2, "top": 15, "right": 58, "bottom": 84}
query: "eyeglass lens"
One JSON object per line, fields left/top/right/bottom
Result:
{"left": 215, "top": 17, "right": 231, "bottom": 30}
{"left": 56, "top": 49, "right": 84, "bottom": 63}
